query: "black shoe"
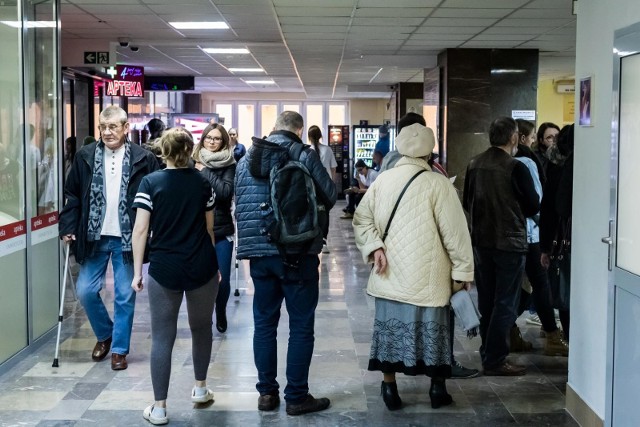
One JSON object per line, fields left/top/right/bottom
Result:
{"left": 429, "top": 379, "right": 453, "bottom": 409}
{"left": 285, "top": 394, "right": 330, "bottom": 416}
{"left": 380, "top": 381, "right": 402, "bottom": 410}
{"left": 258, "top": 393, "right": 280, "bottom": 411}
{"left": 216, "top": 309, "right": 227, "bottom": 333}
{"left": 450, "top": 360, "right": 480, "bottom": 379}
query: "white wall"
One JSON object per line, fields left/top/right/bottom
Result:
{"left": 572, "top": 1, "right": 640, "bottom": 419}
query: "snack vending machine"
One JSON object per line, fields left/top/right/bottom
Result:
{"left": 328, "top": 125, "right": 350, "bottom": 199}
{"left": 352, "top": 125, "right": 379, "bottom": 169}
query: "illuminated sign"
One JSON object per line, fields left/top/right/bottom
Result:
{"left": 105, "top": 65, "right": 144, "bottom": 98}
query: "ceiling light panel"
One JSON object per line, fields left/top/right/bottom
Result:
{"left": 442, "top": 0, "right": 527, "bottom": 7}
{"left": 169, "top": 22, "right": 228, "bottom": 29}
{"left": 202, "top": 48, "right": 250, "bottom": 54}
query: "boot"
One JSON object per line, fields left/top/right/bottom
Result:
{"left": 544, "top": 329, "right": 569, "bottom": 357}
{"left": 380, "top": 381, "right": 402, "bottom": 410}
{"left": 510, "top": 325, "right": 533, "bottom": 352}
{"left": 429, "top": 378, "right": 453, "bottom": 409}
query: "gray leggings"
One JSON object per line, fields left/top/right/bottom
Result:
{"left": 147, "top": 274, "right": 219, "bottom": 401}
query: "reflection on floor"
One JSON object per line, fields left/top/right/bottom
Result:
{"left": 0, "top": 201, "right": 578, "bottom": 426}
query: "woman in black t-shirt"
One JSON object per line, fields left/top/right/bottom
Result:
{"left": 131, "top": 127, "right": 219, "bottom": 425}
{"left": 193, "top": 123, "right": 236, "bottom": 334}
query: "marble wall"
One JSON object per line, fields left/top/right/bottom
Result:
{"left": 436, "top": 49, "right": 539, "bottom": 189}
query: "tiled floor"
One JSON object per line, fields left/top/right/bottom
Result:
{"left": 0, "top": 201, "right": 578, "bottom": 426}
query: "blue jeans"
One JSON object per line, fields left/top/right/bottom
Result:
{"left": 215, "top": 237, "right": 233, "bottom": 314}
{"left": 473, "top": 247, "right": 525, "bottom": 369}
{"left": 250, "top": 255, "right": 320, "bottom": 403}
{"left": 76, "top": 236, "right": 135, "bottom": 355}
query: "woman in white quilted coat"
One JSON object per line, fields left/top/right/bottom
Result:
{"left": 353, "top": 123, "right": 474, "bottom": 411}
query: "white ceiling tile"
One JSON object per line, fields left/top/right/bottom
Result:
{"left": 424, "top": 17, "right": 499, "bottom": 27}
{"left": 279, "top": 16, "right": 351, "bottom": 25}
{"left": 352, "top": 17, "right": 426, "bottom": 26}
{"left": 432, "top": 8, "right": 512, "bottom": 19}
{"left": 275, "top": 7, "right": 353, "bottom": 17}
{"left": 495, "top": 18, "right": 574, "bottom": 27}
{"left": 355, "top": 7, "right": 434, "bottom": 18}
{"left": 408, "top": 33, "right": 472, "bottom": 41}
{"left": 510, "top": 9, "right": 576, "bottom": 19}
{"left": 273, "top": 0, "right": 352, "bottom": 7}
{"left": 441, "top": 0, "right": 528, "bottom": 8}
{"left": 358, "top": 0, "right": 441, "bottom": 7}
{"left": 460, "top": 40, "right": 519, "bottom": 48}
{"left": 524, "top": 0, "right": 573, "bottom": 9}
{"left": 471, "top": 34, "right": 536, "bottom": 42}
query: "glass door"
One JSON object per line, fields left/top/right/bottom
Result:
{"left": 605, "top": 23, "right": 640, "bottom": 427}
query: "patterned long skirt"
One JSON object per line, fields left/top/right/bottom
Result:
{"left": 368, "top": 298, "right": 451, "bottom": 378}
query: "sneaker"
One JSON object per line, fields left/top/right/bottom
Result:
{"left": 450, "top": 360, "right": 480, "bottom": 379}
{"left": 191, "top": 387, "right": 214, "bottom": 403}
{"left": 340, "top": 212, "right": 353, "bottom": 219}
{"left": 526, "top": 313, "right": 542, "bottom": 326}
{"left": 322, "top": 244, "right": 330, "bottom": 254}
{"left": 285, "top": 394, "right": 330, "bottom": 416}
{"left": 544, "top": 329, "right": 569, "bottom": 357}
{"left": 258, "top": 393, "right": 280, "bottom": 411}
{"left": 143, "top": 405, "right": 168, "bottom": 425}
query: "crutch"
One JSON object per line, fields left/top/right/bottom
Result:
{"left": 52, "top": 242, "right": 71, "bottom": 367}
{"left": 233, "top": 232, "right": 240, "bottom": 297}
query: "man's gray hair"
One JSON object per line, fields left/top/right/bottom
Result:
{"left": 100, "top": 105, "right": 128, "bottom": 124}
{"left": 274, "top": 111, "right": 303, "bottom": 133}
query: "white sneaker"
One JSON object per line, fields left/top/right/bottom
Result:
{"left": 143, "top": 405, "right": 168, "bottom": 425}
{"left": 192, "top": 387, "right": 214, "bottom": 403}
{"left": 322, "top": 244, "right": 330, "bottom": 254}
{"left": 526, "top": 313, "right": 542, "bottom": 326}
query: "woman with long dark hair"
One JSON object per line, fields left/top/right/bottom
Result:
{"left": 193, "top": 123, "right": 236, "bottom": 333}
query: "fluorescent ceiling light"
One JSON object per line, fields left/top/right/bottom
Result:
{"left": 245, "top": 80, "right": 275, "bottom": 85}
{"left": 229, "top": 68, "right": 265, "bottom": 73}
{"left": 169, "top": 22, "right": 228, "bottom": 30}
{"left": 1, "top": 20, "right": 56, "bottom": 28}
{"left": 491, "top": 69, "right": 526, "bottom": 74}
{"left": 202, "top": 48, "right": 250, "bottom": 54}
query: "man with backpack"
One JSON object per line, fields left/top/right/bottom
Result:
{"left": 235, "top": 111, "right": 337, "bottom": 415}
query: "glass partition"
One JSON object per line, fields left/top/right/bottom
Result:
{"left": 0, "top": 0, "right": 29, "bottom": 362}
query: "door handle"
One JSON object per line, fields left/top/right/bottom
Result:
{"left": 602, "top": 220, "right": 614, "bottom": 271}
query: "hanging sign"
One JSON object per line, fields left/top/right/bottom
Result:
{"left": 106, "top": 65, "right": 144, "bottom": 97}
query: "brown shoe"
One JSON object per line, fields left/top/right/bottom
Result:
{"left": 509, "top": 325, "right": 533, "bottom": 352}
{"left": 483, "top": 361, "right": 526, "bottom": 376}
{"left": 544, "top": 329, "right": 569, "bottom": 357}
{"left": 257, "top": 394, "right": 280, "bottom": 411}
{"left": 111, "top": 353, "right": 128, "bottom": 371}
{"left": 91, "top": 337, "right": 112, "bottom": 361}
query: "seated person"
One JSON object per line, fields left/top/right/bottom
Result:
{"left": 341, "top": 159, "right": 378, "bottom": 219}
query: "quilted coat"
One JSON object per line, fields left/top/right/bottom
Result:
{"left": 353, "top": 156, "right": 474, "bottom": 307}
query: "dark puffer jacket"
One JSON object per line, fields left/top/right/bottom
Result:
{"left": 58, "top": 141, "right": 159, "bottom": 264}
{"left": 199, "top": 163, "right": 236, "bottom": 238}
{"left": 234, "top": 130, "right": 337, "bottom": 259}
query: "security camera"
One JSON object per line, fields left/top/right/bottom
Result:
{"left": 118, "top": 37, "right": 130, "bottom": 48}
{"left": 130, "top": 46, "right": 139, "bottom": 52}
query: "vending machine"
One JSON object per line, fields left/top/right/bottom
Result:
{"left": 352, "top": 125, "right": 377, "bottom": 169}
{"left": 328, "top": 125, "right": 350, "bottom": 199}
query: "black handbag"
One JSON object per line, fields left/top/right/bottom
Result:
{"left": 548, "top": 218, "right": 571, "bottom": 311}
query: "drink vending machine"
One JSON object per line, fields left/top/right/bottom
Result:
{"left": 328, "top": 125, "right": 350, "bottom": 199}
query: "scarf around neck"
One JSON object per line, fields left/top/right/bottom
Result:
{"left": 545, "top": 144, "right": 567, "bottom": 166}
{"left": 87, "top": 140, "right": 133, "bottom": 262}
{"left": 198, "top": 147, "right": 235, "bottom": 169}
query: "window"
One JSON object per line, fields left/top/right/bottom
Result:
{"left": 215, "top": 103, "right": 233, "bottom": 128}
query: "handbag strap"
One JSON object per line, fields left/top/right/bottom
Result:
{"left": 382, "top": 169, "right": 427, "bottom": 242}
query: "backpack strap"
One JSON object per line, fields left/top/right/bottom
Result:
{"left": 288, "top": 142, "right": 305, "bottom": 161}
{"left": 381, "top": 169, "right": 427, "bottom": 242}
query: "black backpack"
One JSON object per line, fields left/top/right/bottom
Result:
{"left": 249, "top": 138, "right": 325, "bottom": 266}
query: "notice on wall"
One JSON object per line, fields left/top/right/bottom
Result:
{"left": 511, "top": 110, "right": 536, "bottom": 121}
{"left": 563, "top": 96, "right": 575, "bottom": 123}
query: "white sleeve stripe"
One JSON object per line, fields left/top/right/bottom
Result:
{"left": 134, "top": 197, "right": 153, "bottom": 209}
{"left": 206, "top": 196, "right": 214, "bottom": 208}
{"left": 135, "top": 192, "right": 152, "bottom": 202}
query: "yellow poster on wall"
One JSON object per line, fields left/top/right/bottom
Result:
{"left": 563, "top": 96, "right": 575, "bottom": 123}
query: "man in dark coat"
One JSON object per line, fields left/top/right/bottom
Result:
{"left": 59, "top": 106, "right": 158, "bottom": 371}
{"left": 235, "top": 111, "right": 336, "bottom": 415}
{"left": 463, "top": 117, "right": 540, "bottom": 376}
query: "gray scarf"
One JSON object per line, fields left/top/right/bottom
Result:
{"left": 545, "top": 144, "right": 567, "bottom": 166}
{"left": 198, "top": 147, "right": 235, "bottom": 169}
{"left": 87, "top": 140, "right": 133, "bottom": 262}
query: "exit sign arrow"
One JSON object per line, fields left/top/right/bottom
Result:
{"left": 84, "top": 52, "right": 96, "bottom": 64}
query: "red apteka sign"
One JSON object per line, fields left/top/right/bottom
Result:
{"left": 106, "top": 65, "right": 144, "bottom": 97}
{"left": 0, "top": 220, "right": 27, "bottom": 243}
{"left": 31, "top": 212, "right": 59, "bottom": 231}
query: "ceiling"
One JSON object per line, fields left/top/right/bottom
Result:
{"left": 60, "top": 0, "right": 577, "bottom": 99}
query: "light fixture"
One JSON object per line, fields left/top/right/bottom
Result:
{"left": 0, "top": 20, "right": 56, "bottom": 28}
{"left": 490, "top": 69, "right": 527, "bottom": 74}
{"left": 202, "top": 48, "right": 250, "bottom": 54}
{"left": 245, "top": 80, "right": 275, "bottom": 85}
{"left": 228, "top": 68, "right": 265, "bottom": 73}
{"left": 169, "top": 22, "right": 228, "bottom": 30}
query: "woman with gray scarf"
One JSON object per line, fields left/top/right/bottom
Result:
{"left": 193, "top": 123, "right": 237, "bottom": 333}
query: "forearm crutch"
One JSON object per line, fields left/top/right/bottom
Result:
{"left": 233, "top": 235, "right": 240, "bottom": 297}
{"left": 52, "top": 242, "right": 71, "bottom": 367}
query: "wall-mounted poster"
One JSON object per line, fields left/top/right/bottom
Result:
{"left": 579, "top": 76, "right": 593, "bottom": 126}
